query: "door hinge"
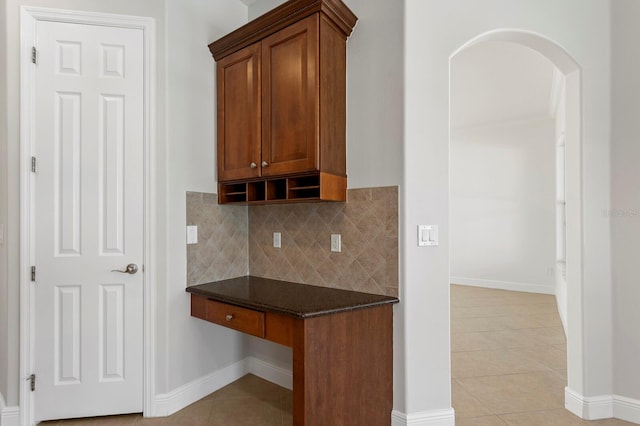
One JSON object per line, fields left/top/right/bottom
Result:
{"left": 31, "top": 266, "right": 36, "bottom": 282}
{"left": 26, "top": 374, "right": 36, "bottom": 391}
{"left": 32, "top": 46, "right": 37, "bottom": 64}
{"left": 31, "top": 156, "right": 37, "bottom": 173}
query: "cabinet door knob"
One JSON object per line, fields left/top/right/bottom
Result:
{"left": 261, "top": 161, "right": 269, "bottom": 167}
{"left": 225, "top": 314, "right": 233, "bottom": 321}
{"left": 250, "top": 162, "right": 257, "bottom": 169}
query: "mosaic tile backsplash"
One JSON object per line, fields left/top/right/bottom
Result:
{"left": 186, "top": 187, "right": 398, "bottom": 297}
{"left": 186, "top": 192, "right": 248, "bottom": 285}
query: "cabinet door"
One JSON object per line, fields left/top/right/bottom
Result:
{"left": 261, "top": 15, "right": 319, "bottom": 176}
{"left": 217, "top": 43, "right": 261, "bottom": 182}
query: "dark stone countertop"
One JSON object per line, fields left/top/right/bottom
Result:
{"left": 186, "top": 276, "right": 399, "bottom": 319}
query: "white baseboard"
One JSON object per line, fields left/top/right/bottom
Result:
{"left": 247, "top": 356, "right": 293, "bottom": 390}
{"left": 391, "top": 408, "right": 455, "bottom": 426}
{"left": 450, "top": 277, "right": 554, "bottom": 295}
{"left": 153, "top": 358, "right": 250, "bottom": 417}
{"left": 613, "top": 395, "right": 640, "bottom": 424}
{"left": 0, "top": 394, "right": 20, "bottom": 426}
{"left": 565, "top": 387, "right": 640, "bottom": 424}
{"left": 564, "top": 388, "right": 613, "bottom": 419}
{"left": 151, "top": 356, "right": 293, "bottom": 418}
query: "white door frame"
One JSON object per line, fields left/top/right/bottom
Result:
{"left": 19, "top": 7, "right": 156, "bottom": 425}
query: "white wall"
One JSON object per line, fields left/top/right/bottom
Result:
{"left": 450, "top": 119, "right": 556, "bottom": 294}
{"left": 611, "top": 0, "right": 640, "bottom": 403}
{"left": 0, "top": 0, "right": 9, "bottom": 406}
{"left": 341, "top": 0, "right": 404, "bottom": 189}
{"left": 247, "top": 0, "right": 278, "bottom": 20}
{"left": 164, "top": 0, "right": 249, "bottom": 392}
{"left": 554, "top": 83, "right": 569, "bottom": 332}
{"left": 403, "top": 0, "right": 612, "bottom": 417}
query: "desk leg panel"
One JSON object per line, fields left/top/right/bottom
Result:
{"left": 293, "top": 305, "right": 393, "bottom": 426}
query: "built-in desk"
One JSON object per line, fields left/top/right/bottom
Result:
{"left": 186, "top": 276, "right": 398, "bottom": 426}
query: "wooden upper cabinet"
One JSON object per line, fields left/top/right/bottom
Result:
{"left": 261, "top": 16, "right": 318, "bottom": 177}
{"left": 210, "top": 0, "right": 357, "bottom": 203}
{"left": 217, "top": 44, "right": 261, "bottom": 182}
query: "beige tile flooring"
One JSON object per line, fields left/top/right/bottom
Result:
{"left": 39, "top": 375, "right": 292, "bottom": 425}
{"left": 451, "top": 284, "right": 634, "bottom": 425}
{"left": 41, "top": 285, "right": 635, "bottom": 425}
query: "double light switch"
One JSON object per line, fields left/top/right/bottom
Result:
{"left": 418, "top": 225, "right": 438, "bottom": 247}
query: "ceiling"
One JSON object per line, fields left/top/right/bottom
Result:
{"left": 451, "top": 41, "right": 558, "bottom": 129}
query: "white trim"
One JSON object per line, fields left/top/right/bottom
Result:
{"left": 450, "top": 277, "right": 554, "bottom": 295}
{"left": 549, "top": 68, "right": 565, "bottom": 118}
{"left": 0, "top": 407, "right": 21, "bottom": 426}
{"left": 6, "top": 357, "right": 292, "bottom": 423}
{"left": 152, "top": 357, "right": 292, "bottom": 418}
{"left": 0, "top": 394, "right": 20, "bottom": 426}
{"left": 153, "top": 359, "right": 249, "bottom": 418}
{"left": 247, "top": 357, "right": 293, "bottom": 390}
{"left": 19, "top": 7, "right": 156, "bottom": 426}
{"left": 391, "top": 408, "right": 455, "bottom": 426}
{"left": 613, "top": 395, "right": 640, "bottom": 424}
{"left": 565, "top": 388, "right": 640, "bottom": 423}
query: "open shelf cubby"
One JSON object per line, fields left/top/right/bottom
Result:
{"left": 219, "top": 182, "right": 247, "bottom": 204}
{"left": 287, "top": 175, "right": 320, "bottom": 200}
{"left": 218, "top": 172, "right": 345, "bottom": 205}
{"left": 267, "top": 179, "right": 287, "bottom": 201}
{"left": 247, "top": 181, "right": 266, "bottom": 202}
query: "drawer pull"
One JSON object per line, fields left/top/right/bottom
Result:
{"left": 226, "top": 314, "right": 234, "bottom": 321}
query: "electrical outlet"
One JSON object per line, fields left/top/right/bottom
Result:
{"left": 331, "top": 234, "right": 341, "bottom": 252}
{"left": 273, "top": 232, "right": 281, "bottom": 248}
{"left": 186, "top": 226, "right": 198, "bottom": 244}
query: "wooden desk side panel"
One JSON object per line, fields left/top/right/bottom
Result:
{"left": 191, "top": 294, "right": 207, "bottom": 319}
{"left": 265, "top": 312, "right": 295, "bottom": 347}
{"left": 293, "top": 305, "right": 393, "bottom": 426}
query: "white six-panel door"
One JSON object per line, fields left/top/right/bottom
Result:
{"left": 33, "top": 20, "right": 144, "bottom": 421}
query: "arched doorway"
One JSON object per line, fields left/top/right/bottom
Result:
{"left": 449, "top": 29, "right": 583, "bottom": 419}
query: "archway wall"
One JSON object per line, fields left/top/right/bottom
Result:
{"left": 611, "top": 0, "right": 640, "bottom": 404}
{"left": 400, "top": 0, "right": 612, "bottom": 415}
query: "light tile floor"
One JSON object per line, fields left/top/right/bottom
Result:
{"left": 39, "top": 375, "right": 292, "bottom": 425}
{"left": 40, "top": 285, "right": 636, "bottom": 425}
{"left": 451, "top": 284, "right": 635, "bottom": 425}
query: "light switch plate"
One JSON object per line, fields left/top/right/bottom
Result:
{"left": 0, "top": 224, "right": 4, "bottom": 245}
{"left": 331, "top": 234, "right": 341, "bottom": 252}
{"left": 418, "top": 225, "right": 438, "bottom": 246}
{"left": 273, "top": 232, "right": 282, "bottom": 248}
{"left": 186, "top": 225, "right": 198, "bottom": 245}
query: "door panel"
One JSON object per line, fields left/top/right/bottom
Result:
{"left": 34, "top": 21, "right": 144, "bottom": 421}
{"left": 261, "top": 15, "right": 319, "bottom": 176}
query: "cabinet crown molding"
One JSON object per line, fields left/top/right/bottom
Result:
{"left": 209, "top": 0, "right": 357, "bottom": 61}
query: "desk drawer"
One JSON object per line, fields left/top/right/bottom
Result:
{"left": 205, "top": 299, "right": 265, "bottom": 338}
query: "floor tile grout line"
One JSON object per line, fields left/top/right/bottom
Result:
{"left": 452, "top": 285, "right": 571, "bottom": 425}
